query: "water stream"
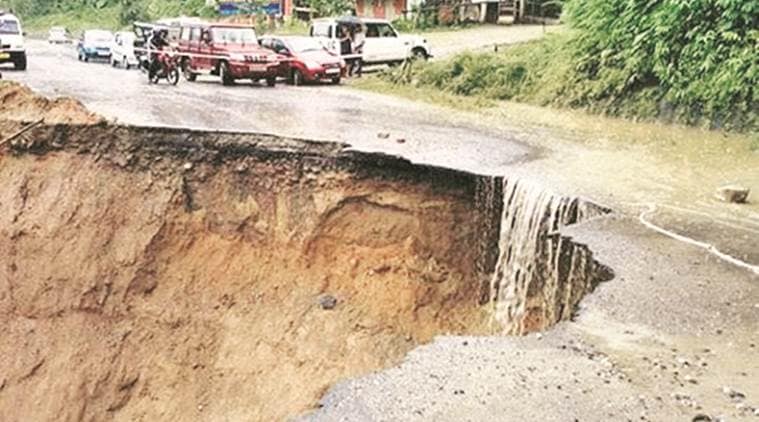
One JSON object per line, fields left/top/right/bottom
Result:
{"left": 487, "top": 178, "right": 613, "bottom": 334}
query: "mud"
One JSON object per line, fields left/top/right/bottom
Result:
{"left": 0, "top": 81, "right": 102, "bottom": 125}
{"left": 0, "top": 85, "right": 612, "bottom": 421}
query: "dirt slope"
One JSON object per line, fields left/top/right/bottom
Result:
{"left": 0, "top": 117, "right": 492, "bottom": 421}
{"left": 0, "top": 81, "right": 102, "bottom": 124}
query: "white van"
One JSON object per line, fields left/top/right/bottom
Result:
{"left": 0, "top": 11, "right": 26, "bottom": 70}
{"left": 110, "top": 31, "right": 139, "bottom": 69}
{"left": 309, "top": 18, "right": 430, "bottom": 65}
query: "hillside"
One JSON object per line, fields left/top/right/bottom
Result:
{"left": 0, "top": 0, "right": 213, "bottom": 32}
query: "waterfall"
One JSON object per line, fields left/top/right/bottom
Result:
{"left": 488, "top": 178, "right": 611, "bottom": 335}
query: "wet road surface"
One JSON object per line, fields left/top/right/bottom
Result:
{"left": 1, "top": 40, "right": 532, "bottom": 174}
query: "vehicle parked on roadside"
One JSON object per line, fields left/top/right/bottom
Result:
{"left": 309, "top": 17, "right": 430, "bottom": 65}
{"left": 177, "top": 23, "right": 283, "bottom": 86}
{"left": 77, "top": 30, "right": 114, "bottom": 62}
{"left": 0, "top": 11, "right": 27, "bottom": 70}
{"left": 110, "top": 31, "right": 139, "bottom": 69}
{"left": 48, "top": 26, "right": 70, "bottom": 44}
{"left": 260, "top": 36, "right": 345, "bottom": 85}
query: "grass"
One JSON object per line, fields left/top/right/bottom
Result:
{"left": 351, "top": 73, "right": 759, "bottom": 157}
{"left": 22, "top": 7, "right": 123, "bottom": 36}
{"left": 375, "top": 30, "right": 757, "bottom": 132}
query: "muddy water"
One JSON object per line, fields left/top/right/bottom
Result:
{"left": 477, "top": 100, "right": 759, "bottom": 267}
{"left": 487, "top": 178, "right": 612, "bottom": 334}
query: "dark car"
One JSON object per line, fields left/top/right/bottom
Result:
{"left": 260, "top": 36, "right": 345, "bottom": 85}
{"left": 177, "top": 23, "right": 283, "bottom": 86}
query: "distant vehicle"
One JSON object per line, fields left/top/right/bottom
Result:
{"left": 48, "top": 26, "right": 70, "bottom": 44}
{"left": 177, "top": 23, "right": 283, "bottom": 86}
{"left": 110, "top": 31, "right": 138, "bottom": 69}
{"left": 132, "top": 22, "right": 157, "bottom": 71}
{"left": 0, "top": 11, "right": 27, "bottom": 70}
{"left": 309, "top": 17, "right": 430, "bottom": 65}
{"left": 77, "top": 30, "right": 114, "bottom": 62}
{"left": 260, "top": 36, "right": 345, "bottom": 85}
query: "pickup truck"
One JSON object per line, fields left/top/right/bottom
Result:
{"left": 0, "top": 11, "right": 26, "bottom": 70}
{"left": 177, "top": 23, "right": 283, "bottom": 86}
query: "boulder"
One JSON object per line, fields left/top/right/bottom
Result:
{"left": 716, "top": 185, "right": 750, "bottom": 203}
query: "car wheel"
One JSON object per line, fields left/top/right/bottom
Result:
{"left": 292, "top": 69, "right": 304, "bottom": 86}
{"left": 83, "top": 55, "right": 89, "bottom": 63}
{"left": 266, "top": 76, "right": 276, "bottom": 87}
{"left": 220, "top": 61, "right": 234, "bottom": 86}
{"left": 412, "top": 48, "right": 428, "bottom": 61}
{"left": 182, "top": 59, "right": 197, "bottom": 82}
{"left": 331, "top": 76, "right": 341, "bottom": 85}
{"left": 14, "top": 54, "right": 27, "bottom": 71}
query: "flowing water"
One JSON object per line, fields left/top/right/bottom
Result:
{"left": 488, "top": 178, "right": 613, "bottom": 335}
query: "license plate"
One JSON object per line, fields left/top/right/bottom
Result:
{"left": 325, "top": 68, "right": 339, "bottom": 74}
{"left": 248, "top": 64, "right": 267, "bottom": 72}
{"left": 0, "top": 53, "right": 9, "bottom": 59}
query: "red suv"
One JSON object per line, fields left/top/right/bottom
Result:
{"left": 177, "top": 23, "right": 283, "bottom": 86}
{"left": 259, "top": 36, "right": 345, "bottom": 85}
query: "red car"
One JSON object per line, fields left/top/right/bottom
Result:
{"left": 177, "top": 23, "right": 283, "bottom": 86}
{"left": 259, "top": 36, "right": 345, "bottom": 85}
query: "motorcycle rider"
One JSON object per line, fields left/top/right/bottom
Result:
{"left": 147, "top": 28, "right": 170, "bottom": 80}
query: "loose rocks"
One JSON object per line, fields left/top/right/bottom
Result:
{"left": 318, "top": 294, "right": 338, "bottom": 310}
{"left": 716, "top": 185, "right": 750, "bottom": 203}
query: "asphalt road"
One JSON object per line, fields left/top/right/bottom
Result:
{"left": 1, "top": 40, "right": 532, "bottom": 174}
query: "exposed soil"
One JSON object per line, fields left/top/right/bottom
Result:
{"left": 0, "top": 85, "right": 613, "bottom": 421}
{"left": 0, "top": 81, "right": 103, "bottom": 124}
{"left": 0, "top": 117, "right": 497, "bottom": 421}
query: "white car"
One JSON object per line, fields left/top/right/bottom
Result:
{"left": 48, "top": 26, "right": 69, "bottom": 44}
{"left": 309, "top": 18, "right": 431, "bottom": 65}
{"left": 110, "top": 31, "right": 138, "bottom": 69}
{"left": 0, "top": 11, "right": 26, "bottom": 70}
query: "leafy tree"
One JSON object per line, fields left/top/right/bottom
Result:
{"left": 302, "top": 0, "right": 354, "bottom": 17}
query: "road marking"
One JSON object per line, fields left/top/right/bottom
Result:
{"left": 637, "top": 203, "right": 759, "bottom": 276}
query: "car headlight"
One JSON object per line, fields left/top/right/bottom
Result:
{"left": 304, "top": 60, "right": 321, "bottom": 70}
{"left": 229, "top": 53, "right": 246, "bottom": 62}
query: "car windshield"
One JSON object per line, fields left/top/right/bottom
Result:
{"left": 0, "top": 19, "right": 20, "bottom": 35}
{"left": 211, "top": 27, "right": 257, "bottom": 44}
{"left": 287, "top": 38, "right": 325, "bottom": 53}
{"left": 85, "top": 31, "right": 113, "bottom": 43}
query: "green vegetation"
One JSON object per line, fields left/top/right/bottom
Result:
{"left": 0, "top": 0, "right": 215, "bottom": 33}
{"left": 382, "top": 0, "right": 758, "bottom": 131}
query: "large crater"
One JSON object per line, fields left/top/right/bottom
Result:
{"left": 0, "top": 121, "right": 612, "bottom": 421}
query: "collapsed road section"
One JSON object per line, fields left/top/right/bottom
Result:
{"left": 0, "top": 84, "right": 612, "bottom": 421}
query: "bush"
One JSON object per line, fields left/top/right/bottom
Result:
{"left": 382, "top": 0, "right": 758, "bottom": 131}
{"left": 563, "top": 0, "right": 758, "bottom": 129}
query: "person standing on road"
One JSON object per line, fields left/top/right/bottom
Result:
{"left": 350, "top": 25, "right": 365, "bottom": 77}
